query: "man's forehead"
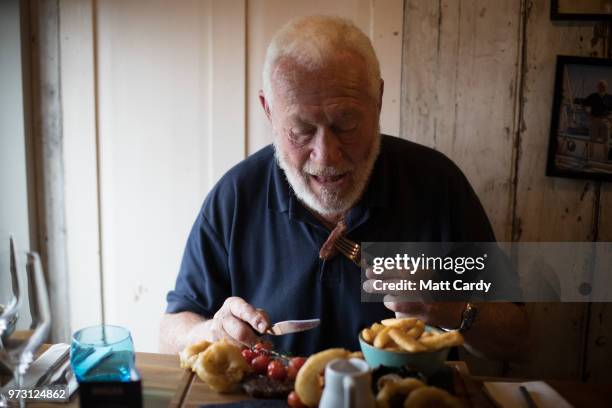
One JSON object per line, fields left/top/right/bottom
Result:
{"left": 282, "top": 100, "right": 364, "bottom": 120}
{"left": 271, "top": 64, "right": 372, "bottom": 115}
{"left": 272, "top": 54, "right": 370, "bottom": 94}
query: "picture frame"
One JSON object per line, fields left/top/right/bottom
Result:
{"left": 551, "top": 0, "right": 612, "bottom": 20}
{"left": 547, "top": 55, "right": 612, "bottom": 181}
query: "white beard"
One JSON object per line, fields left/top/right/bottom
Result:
{"left": 274, "top": 131, "right": 381, "bottom": 217}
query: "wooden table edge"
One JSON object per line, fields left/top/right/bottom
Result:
{"left": 170, "top": 369, "right": 195, "bottom": 408}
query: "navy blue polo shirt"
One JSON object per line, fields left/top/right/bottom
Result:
{"left": 165, "top": 135, "right": 495, "bottom": 355}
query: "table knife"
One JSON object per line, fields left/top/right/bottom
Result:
{"left": 519, "top": 385, "right": 539, "bottom": 408}
{"left": 265, "top": 319, "right": 320, "bottom": 335}
{"left": 34, "top": 347, "right": 70, "bottom": 388}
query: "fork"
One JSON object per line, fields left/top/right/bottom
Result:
{"left": 308, "top": 211, "right": 362, "bottom": 266}
{"left": 334, "top": 234, "right": 361, "bottom": 266}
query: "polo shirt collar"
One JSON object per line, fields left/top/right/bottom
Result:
{"left": 267, "top": 156, "right": 291, "bottom": 213}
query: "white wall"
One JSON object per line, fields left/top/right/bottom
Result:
{"left": 60, "top": 0, "right": 103, "bottom": 334}
{"left": 0, "top": 0, "right": 32, "bottom": 329}
{"left": 59, "top": 0, "right": 403, "bottom": 351}
{"left": 96, "top": 0, "right": 245, "bottom": 351}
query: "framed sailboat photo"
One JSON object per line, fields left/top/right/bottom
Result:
{"left": 551, "top": 0, "right": 612, "bottom": 20}
{"left": 547, "top": 56, "right": 612, "bottom": 180}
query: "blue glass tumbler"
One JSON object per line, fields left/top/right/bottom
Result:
{"left": 70, "top": 325, "right": 135, "bottom": 382}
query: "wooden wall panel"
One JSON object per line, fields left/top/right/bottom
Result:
{"left": 585, "top": 302, "right": 612, "bottom": 381}
{"left": 371, "top": 0, "right": 404, "bottom": 137}
{"left": 508, "top": 0, "right": 601, "bottom": 380}
{"left": 401, "top": 0, "right": 520, "bottom": 242}
{"left": 584, "top": 184, "right": 612, "bottom": 381}
{"left": 401, "top": 0, "right": 521, "bottom": 375}
{"left": 598, "top": 186, "right": 612, "bottom": 242}
{"left": 401, "top": 0, "right": 612, "bottom": 380}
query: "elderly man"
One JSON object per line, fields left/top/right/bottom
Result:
{"left": 575, "top": 80, "right": 612, "bottom": 162}
{"left": 587, "top": 81, "right": 612, "bottom": 144}
{"left": 160, "top": 16, "right": 528, "bottom": 360}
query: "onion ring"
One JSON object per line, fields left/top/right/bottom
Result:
{"left": 294, "top": 348, "right": 351, "bottom": 407}
{"left": 179, "top": 340, "right": 212, "bottom": 371}
{"left": 376, "top": 378, "right": 426, "bottom": 408}
{"left": 194, "top": 340, "right": 250, "bottom": 393}
{"left": 403, "top": 386, "right": 463, "bottom": 408}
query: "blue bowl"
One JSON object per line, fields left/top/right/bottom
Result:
{"left": 358, "top": 325, "right": 450, "bottom": 376}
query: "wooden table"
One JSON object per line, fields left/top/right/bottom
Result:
{"left": 25, "top": 352, "right": 190, "bottom": 408}
{"left": 181, "top": 361, "right": 612, "bottom": 408}
{"left": 465, "top": 375, "right": 612, "bottom": 408}
{"left": 180, "top": 361, "right": 472, "bottom": 407}
{"left": 10, "top": 348, "right": 612, "bottom": 407}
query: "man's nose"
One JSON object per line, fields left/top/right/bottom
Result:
{"left": 309, "top": 128, "right": 342, "bottom": 166}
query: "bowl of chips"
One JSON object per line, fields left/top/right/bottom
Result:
{"left": 358, "top": 318, "right": 463, "bottom": 376}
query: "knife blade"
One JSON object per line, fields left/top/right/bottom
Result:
{"left": 266, "top": 319, "right": 320, "bottom": 335}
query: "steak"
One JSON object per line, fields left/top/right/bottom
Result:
{"left": 241, "top": 374, "right": 295, "bottom": 398}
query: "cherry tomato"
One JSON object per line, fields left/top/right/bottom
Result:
{"left": 287, "top": 390, "right": 307, "bottom": 408}
{"left": 267, "top": 359, "right": 287, "bottom": 381}
{"left": 286, "top": 357, "right": 306, "bottom": 380}
{"left": 289, "top": 357, "right": 306, "bottom": 371}
{"left": 287, "top": 365, "right": 299, "bottom": 380}
{"left": 251, "top": 354, "right": 270, "bottom": 374}
{"left": 241, "top": 348, "right": 256, "bottom": 364}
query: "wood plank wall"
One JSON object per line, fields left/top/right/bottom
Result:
{"left": 400, "top": 0, "right": 611, "bottom": 381}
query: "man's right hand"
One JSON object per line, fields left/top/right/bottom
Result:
{"left": 191, "top": 297, "right": 271, "bottom": 346}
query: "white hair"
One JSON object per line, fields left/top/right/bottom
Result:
{"left": 262, "top": 15, "right": 381, "bottom": 106}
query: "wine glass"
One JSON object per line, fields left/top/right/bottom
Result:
{"left": 0, "top": 251, "right": 51, "bottom": 408}
{"left": 0, "top": 235, "right": 25, "bottom": 407}
{"left": 0, "top": 236, "right": 22, "bottom": 347}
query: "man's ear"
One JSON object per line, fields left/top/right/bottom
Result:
{"left": 259, "top": 90, "right": 272, "bottom": 122}
{"left": 378, "top": 79, "right": 384, "bottom": 114}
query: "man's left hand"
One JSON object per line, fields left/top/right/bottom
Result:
{"left": 363, "top": 264, "right": 465, "bottom": 329}
{"left": 383, "top": 298, "right": 465, "bottom": 330}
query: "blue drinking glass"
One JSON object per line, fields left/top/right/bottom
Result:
{"left": 70, "top": 325, "right": 135, "bottom": 382}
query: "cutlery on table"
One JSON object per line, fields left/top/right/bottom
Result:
{"left": 34, "top": 347, "right": 70, "bottom": 388}
{"left": 265, "top": 319, "right": 320, "bottom": 335}
{"left": 519, "top": 385, "right": 539, "bottom": 408}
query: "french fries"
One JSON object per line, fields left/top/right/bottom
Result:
{"left": 418, "top": 330, "right": 464, "bottom": 350}
{"left": 381, "top": 317, "right": 418, "bottom": 329}
{"left": 373, "top": 326, "right": 393, "bottom": 348}
{"left": 388, "top": 328, "right": 428, "bottom": 353}
{"left": 360, "top": 318, "right": 464, "bottom": 353}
